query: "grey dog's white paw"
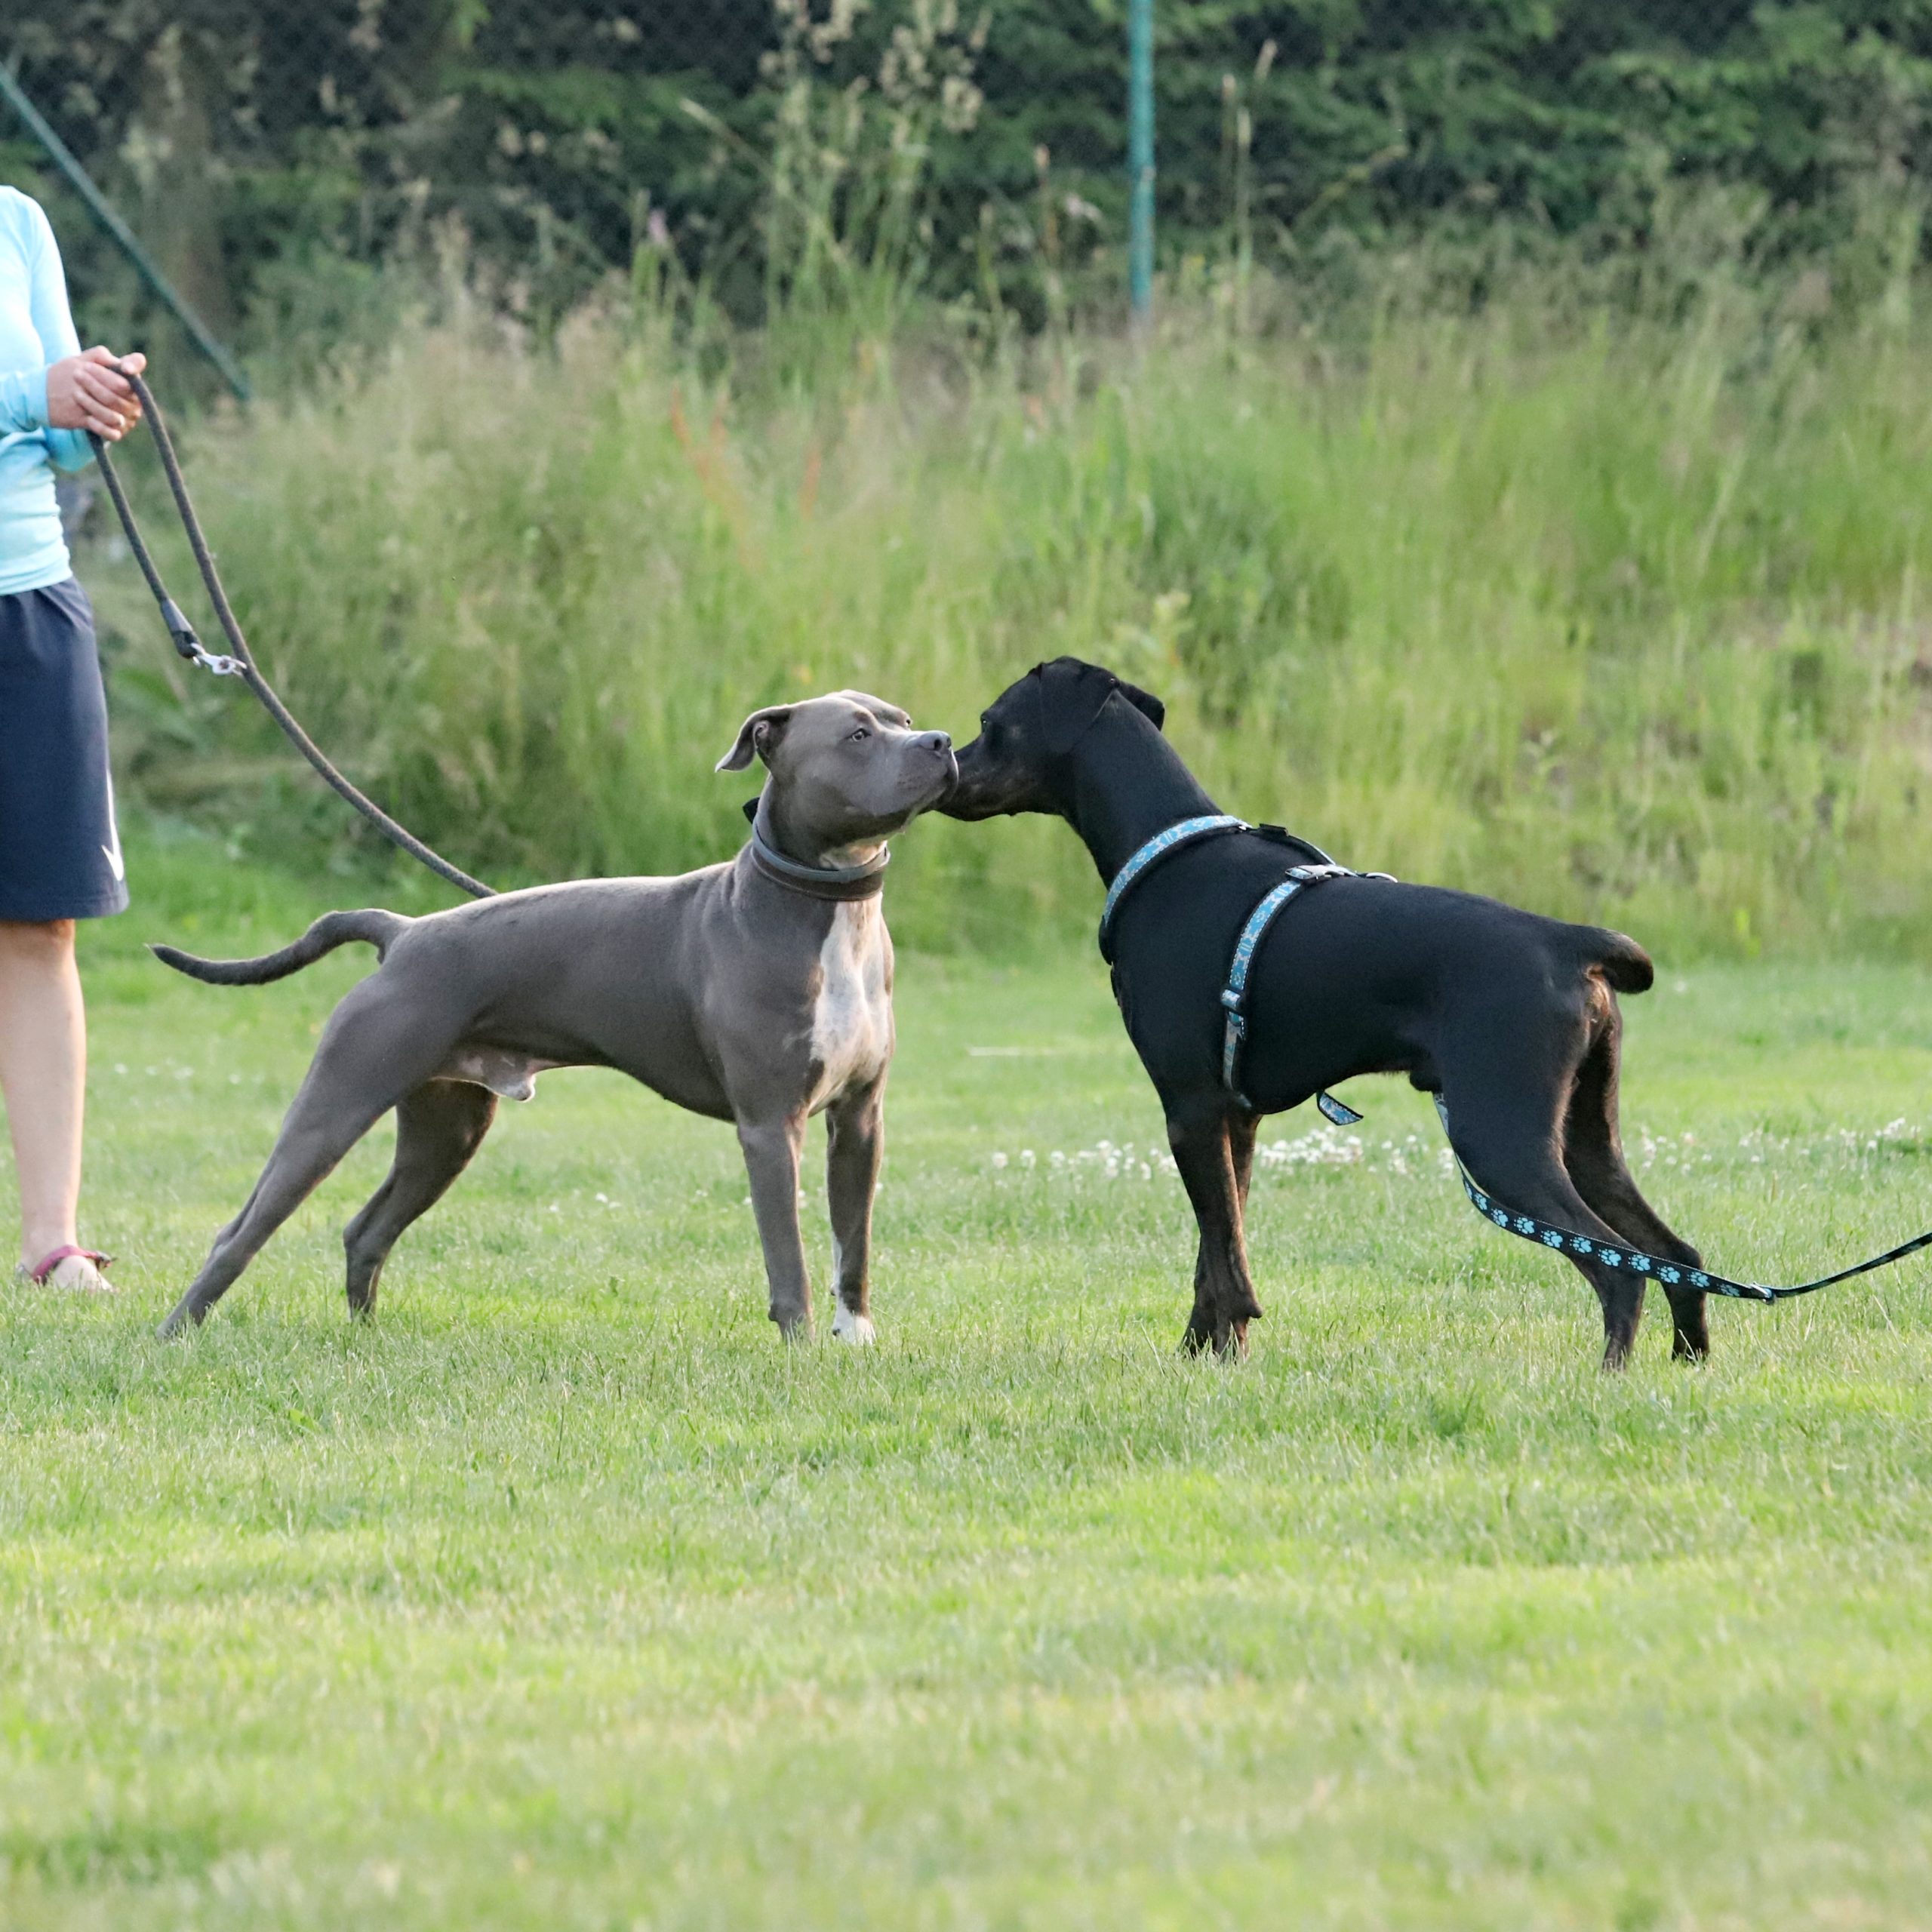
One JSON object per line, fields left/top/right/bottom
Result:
{"left": 831, "top": 1306, "right": 876, "bottom": 1345}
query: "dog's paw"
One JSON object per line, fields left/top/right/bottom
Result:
{"left": 832, "top": 1306, "right": 876, "bottom": 1346}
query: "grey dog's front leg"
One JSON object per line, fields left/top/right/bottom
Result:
{"left": 825, "top": 1079, "right": 885, "bottom": 1343}
{"left": 737, "top": 1112, "right": 812, "bottom": 1336}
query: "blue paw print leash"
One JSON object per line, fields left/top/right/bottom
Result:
{"left": 1431, "top": 1098, "right": 1932, "bottom": 1303}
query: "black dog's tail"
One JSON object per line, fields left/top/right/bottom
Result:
{"left": 1589, "top": 928, "right": 1655, "bottom": 996}
{"left": 151, "top": 909, "right": 410, "bottom": 986}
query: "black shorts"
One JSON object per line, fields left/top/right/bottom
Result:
{"left": 0, "top": 576, "right": 128, "bottom": 921}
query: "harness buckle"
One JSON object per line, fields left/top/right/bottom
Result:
{"left": 1219, "top": 988, "right": 1244, "bottom": 1014}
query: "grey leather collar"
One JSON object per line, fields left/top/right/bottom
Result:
{"left": 745, "top": 800, "right": 889, "bottom": 900}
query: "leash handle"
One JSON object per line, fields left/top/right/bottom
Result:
{"left": 88, "top": 368, "right": 496, "bottom": 901}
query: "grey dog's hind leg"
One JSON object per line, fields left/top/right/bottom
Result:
{"left": 1560, "top": 1007, "right": 1709, "bottom": 1361}
{"left": 343, "top": 1080, "right": 500, "bottom": 1316}
{"left": 159, "top": 982, "right": 452, "bottom": 1336}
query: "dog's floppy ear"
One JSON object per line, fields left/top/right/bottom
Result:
{"left": 1037, "top": 658, "right": 1122, "bottom": 757}
{"left": 1117, "top": 678, "right": 1165, "bottom": 733}
{"left": 1035, "top": 658, "right": 1164, "bottom": 754}
{"left": 715, "top": 704, "right": 794, "bottom": 773}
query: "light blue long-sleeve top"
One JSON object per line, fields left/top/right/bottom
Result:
{"left": 0, "top": 186, "right": 92, "bottom": 596}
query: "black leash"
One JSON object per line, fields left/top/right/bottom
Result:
{"left": 88, "top": 369, "right": 495, "bottom": 900}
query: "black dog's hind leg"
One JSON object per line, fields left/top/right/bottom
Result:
{"left": 343, "top": 1079, "right": 500, "bottom": 1317}
{"left": 1560, "top": 1008, "right": 1709, "bottom": 1361}
{"left": 1440, "top": 1044, "right": 1653, "bottom": 1373}
{"left": 1168, "top": 1099, "right": 1262, "bottom": 1358}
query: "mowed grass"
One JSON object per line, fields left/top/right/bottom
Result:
{"left": 5, "top": 841, "right": 1932, "bottom": 1929}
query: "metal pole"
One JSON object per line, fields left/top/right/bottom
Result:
{"left": 0, "top": 62, "right": 251, "bottom": 401}
{"left": 1128, "top": 0, "right": 1154, "bottom": 327}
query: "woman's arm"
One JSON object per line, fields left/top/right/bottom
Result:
{"left": 23, "top": 202, "right": 100, "bottom": 473}
{"left": 0, "top": 353, "right": 143, "bottom": 445}
{"left": 0, "top": 365, "right": 54, "bottom": 437}
{"left": 0, "top": 202, "right": 147, "bottom": 456}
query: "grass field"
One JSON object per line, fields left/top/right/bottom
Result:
{"left": 2, "top": 834, "right": 1930, "bottom": 1927}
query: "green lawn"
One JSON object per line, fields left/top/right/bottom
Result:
{"left": 5, "top": 840, "right": 1932, "bottom": 1929}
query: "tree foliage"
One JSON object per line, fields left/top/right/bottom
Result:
{"left": 5, "top": 2, "right": 1932, "bottom": 332}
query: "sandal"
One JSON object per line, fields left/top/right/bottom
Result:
{"left": 17, "top": 1245, "right": 116, "bottom": 1295}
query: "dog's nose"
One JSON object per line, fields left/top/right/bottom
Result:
{"left": 920, "top": 730, "right": 952, "bottom": 755}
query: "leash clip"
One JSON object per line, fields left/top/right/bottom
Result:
{"left": 160, "top": 596, "right": 242, "bottom": 676}
{"left": 159, "top": 596, "right": 202, "bottom": 660}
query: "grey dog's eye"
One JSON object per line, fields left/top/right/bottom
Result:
{"left": 849, "top": 728, "right": 870, "bottom": 742}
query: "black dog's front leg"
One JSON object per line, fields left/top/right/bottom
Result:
{"left": 1168, "top": 1100, "right": 1263, "bottom": 1357}
{"left": 1228, "top": 1109, "right": 1260, "bottom": 1211}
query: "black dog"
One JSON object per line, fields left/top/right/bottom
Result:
{"left": 943, "top": 657, "right": 1706, "bottom": 1369}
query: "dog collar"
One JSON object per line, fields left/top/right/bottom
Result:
{"left": 746, "top": 803, "right": 889, "bottom": 902}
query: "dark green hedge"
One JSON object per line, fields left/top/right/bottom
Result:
{"left": 6, "top": 2, "right": 1932, "bottom": 334}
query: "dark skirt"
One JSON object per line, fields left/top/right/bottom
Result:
{"left": 0, "top": 575, "right": 128, "bottom": 921}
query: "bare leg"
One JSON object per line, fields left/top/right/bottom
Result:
{"left": 343, "top": 1081, "right": 500, "bottom": 1316}
{"left": 738, "top": 1111, "right": 811, "bottom": 1337}
{"left": 1168, "top": 1097, "right": 1262, "bottom": 1358}
{"left": 0, "top": 919, "right": 91, "bottom": 1278}
{"left": 1561, "top": 1016, "right": 1709, "bottom": 1361}
{"left": 825, "top": 1078, "right": 884, "bottom": 1343}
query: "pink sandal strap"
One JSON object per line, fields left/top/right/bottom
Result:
{"left": 26, "top": 1245, "right": 113, "bottom": 1284}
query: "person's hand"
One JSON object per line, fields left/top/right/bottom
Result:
{"left": 45, "top": 346, "right": 147, "bottom": 440}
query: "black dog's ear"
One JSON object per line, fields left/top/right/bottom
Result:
{"left": 1117, "top": 678, "right": 1165, "bottom": 733}
{"left": 1035, "top": 658, "right": 1166, "bottom": 753}
{"left": 715, "top": 704, "right": 794, "bottom": 773}
{"left": 1037, "top": 659, "right": 1123, "bottom": 757}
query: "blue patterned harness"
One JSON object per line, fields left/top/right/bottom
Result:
{"left": 1098, "top": 817, "right": 1374, "bottom": 1123}
{"left": 1100, "top": 817, "right": 1932, "bottom": 1306}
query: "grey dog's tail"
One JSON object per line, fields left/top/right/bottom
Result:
{"left": 150, "top": 909, "right": 410, "bottom": 986}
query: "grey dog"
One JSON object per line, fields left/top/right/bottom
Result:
{"left": 152, "top": 693, "right": 956, "bottom": 1340}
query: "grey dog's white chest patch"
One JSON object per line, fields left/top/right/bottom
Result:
{"left": 808, "top": 900, "right": 893, "bottom": 1110}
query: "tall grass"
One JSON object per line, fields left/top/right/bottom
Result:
{"left": 91, "top": 269, "right": 1932, "bottom": 958}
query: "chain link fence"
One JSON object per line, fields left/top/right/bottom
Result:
{"left": 6, "top": 2, "right": 1932, "bottom": 365}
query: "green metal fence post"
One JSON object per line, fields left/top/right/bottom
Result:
{"left": 0, "top": 62, "right": 250, "bottom": 401}
{"left": 1128, "top": 0, "right": 1154, "bottom": 328}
